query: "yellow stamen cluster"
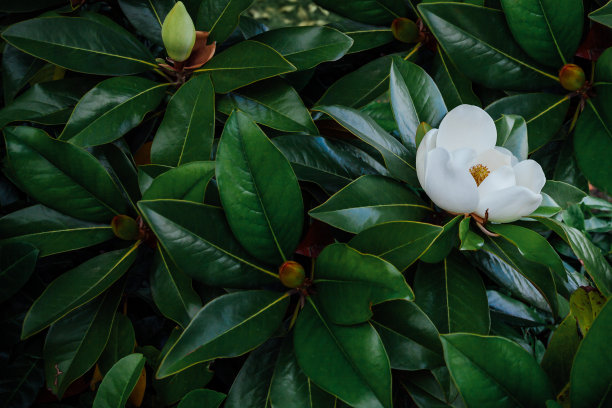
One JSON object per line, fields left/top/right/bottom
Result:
{"left": 469, "top": 164, "right": 490, "bottom": 186}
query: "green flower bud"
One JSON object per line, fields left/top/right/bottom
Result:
{"left": 415, "top": 121, "right": 432, "bottom": 148}
{"left": 559, "top": 64, "right": 585, "bottom": 91}
{"left": 278, "top": 261, "right": 305, "bottom": 288}
{"left": 391, "top": 18, "right": 419, "bottom": 43}
{"left": 162, "top": 1, "right": 196, "bottom": 62}
{"left": 111, "top": 215, "right": 140, "bottom": 240}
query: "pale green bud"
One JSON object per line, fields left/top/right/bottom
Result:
{"left": 162, "top": 1, "right": 196, "bottom": 62}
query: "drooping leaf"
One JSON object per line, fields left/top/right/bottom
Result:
{"left": 142, "top": 161, "right": 215, "bottom": 202}
{"left": 138, "top": 199, "right": 278, "bottom": 287}
{"left": 293, "top": 299, "right": 392, "bottom": 408}
{"left": 22, "top": 244, "right": 138, "bottom": 338}
{"left": 216, "top": 111, "right": 303, "bottom": 264}
{"left": 157, "top": 290, "right": 289, "bottom": 378}
{"left": 413, "top": 254, "right": 490, "bottom": 334}
{"left": 0, "top": 205, "right": 113, "bottom": 257}
{"left": 92, "top": 354, "right": 146, "bottom": 408}
{"left": 1, "top": 16, "right": 156, "bottom": 75}
{"left": 418, "top": 3, "right": 558, "bottom": 90}
{"left": 441, "top": 333, "right": 554, "bottom": 407}
{"left": 4, "top": 126, "right": 128, "bottom": 222}
{"left": 309, "top": 175, "right": 429, "bottom": 234}
{"left": 0, "top": 242, "right": 39, "bottom": 303}
{"left": 151, "top": 75, "right": 215, "bottom": 166}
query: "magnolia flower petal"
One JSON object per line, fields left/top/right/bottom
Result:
{"left": 476, "top": 185, "right": 542, "bottom": 223}
{"left": 513, "top": 159, "right": 546, "bottom": 194}
{"left": 451, "top": 147, "right": 477, "bottom": 169}
{"left": 424, "top": 147, "right": 479, "bottom": 214}
{"left": 474, "top": 148, "right": 512, "bottom": 172}
{"left": 494, "top": 146, "right": 519, "bottom": 166}
{"left": 436, "top": 104, "right": 497, "bottom": 154}
{"left": 477, "top": 165, "right": 516, "bottom": 198}
{"left": 416, "top": 129, "right": 438, "bottom": 188}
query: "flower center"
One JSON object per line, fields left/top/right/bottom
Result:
{"left": 469, "top": 164, "right": 490, "bottom": 186}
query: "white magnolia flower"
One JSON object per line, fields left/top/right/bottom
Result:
{"left": 416, "top": 104, "right": 545, "bottom": 223}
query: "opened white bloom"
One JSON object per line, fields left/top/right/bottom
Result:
{"left": 416, "top": 104, "right": 545, "bottom": 223}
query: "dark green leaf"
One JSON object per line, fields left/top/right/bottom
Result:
{"left": 430, "top": 45, "right": 480, "bottom": 110}
{"left": 541, "top": 180, "right": 587, "bottom": 210}
{"left": 196, "top": 0, "right": 255, "bottom": 44}
{"left": 2, "top": 17, "right": 156, "bottom": 75}
{"left": 0, "top": 205, "right": 113, "bottom": 257}
{"left": 414, "top": 254, "right": 490, "bottom": 334}
{"left": 44, "top": 283, "right": 123, "bottom": 397}
{"left": 151, "top": 75, "right": 215, "bottom": 166}
{"left": 179, "top": 389, "right": 226, "bottom": 408}
{"left": 151, "top": 247, "right": 202, "bottom": 328}
{"left": 494, "top": 114, "right": 528, "bottom": 161}
{"left": 216, "top": 111, "right": 303, "bottom": 264}
{"left": 217, "top": 79, "right": 317, "bottom": 134}
{"left": 4, "top": 126, "right": 128, "bottom": 222}
{"left": 0, "top": 242, "right": 38, "bottom": 303}
{"left": 441, "top": 333, "right": 554, "bottom": 407}
{"left": 589, "top": 1, "right": 612, "bottom": 28}
{"left": 138, "top": 199, "right": 278, "bottom": 287}
{"left": 399, "top": 370, "right": 464, "bottom": 408}
{"left": 195, "top": 41, "right": 296, "bottom": 93}
{"left": 92, "top": 354, "right": 146, "bottom": 408}
{"left": 372, "top": 300, "right": 444, "bottom": 370}
{"left": 458, "top": 217, "right": 484, "bottom": 251}
{"left": 485, "top": 93, "right": 569, "bottom": 152}
{"left": 314, "top": 106, "right": 418, "bottom": 183}
{"left": 500, "top": 0, "right": 583, "bottom": 67}
{"left": 540, "top": 314, "right": 580, "bottom": 392}
{"left": 0, "top": 355, "right": 44, "bottom": 408}
{"left": 157, "top": 290, "right": 289, "bottom": 378}
{"left": 420, "top": 215, "right": 461, "bottom": 263}
{"left": 156, "top": 363, "right": 213, "bottom": 405}
{"left": 294, "top": 299, "right": 392, "bottom": 408}
{"left": 99, "top": 314, "right": 136, "bottom": 374}
{"left": 312, "top": 0, "right": 405, "bottom": 25}
{"left": 487, "top": 290, "right": 548, "bottom": 326}
{"left": 59, "top": 77, "right": 168, "bottom": 147}
{"left": 310, "top": 175, "right": 429, "bottom": 234}
{"left": 142, "top": 161, "right": 215, "bottom": 202}
{"left": 315, "top": 243, "right": 413, "bottom": 325}
{"left": 22, "top": 244, "right": 138, "bottom": 338}
{"left": 118, "top": 0, "right": 174, "bottom": 44}
{"left": 138, "top": 164, "right": 172, "bottom": 194}
{"left": 349, "top": 221, "right": 443, "bottom": 271}
{"left": 330, "top": 21, "right": 393, "bottom": 54}
{"left": 1, "top": 45, "right": 45, "bottom": 104}
{"left": 419, "top": 3, "right": 558, "bottom": 90}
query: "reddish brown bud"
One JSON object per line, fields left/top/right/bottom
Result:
{"left": 559, "top": 64, "right": 586, "bottom": 91}
{"left": 111, "top": 215, "right": 140, "bottom": 241}
{"left": 278, "top": 261, "right": 306, "bottom": 288}
{"left": 391, "top": 18, "right": 419, "bottom": 43}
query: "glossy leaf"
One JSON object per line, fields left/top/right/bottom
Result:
{"left": 420, "top": 215, "right": 462, "bottom": 263}
{"left": 349, "top": 221, "right": 443, "bottom": 271}
{"left": 541, "top": 180, "right": 587, "bottom": 210}
{"left": 4, "top": 127, "right": 128, "bottom": 222}
{"left": 138, "top": 199, "right": 277, "bottom": 287}
{"left": 441, "top": 333, "right": 554, "bottom": 407}
{"left": 142, "top": 161, "right": 215, "bottom": 202}
{"left": 414, "top": 254, "right": 489, "bottom": 334}
{"left": 92, "top": 354, "right": 146, "bottom": 408}
{"left": 196, "top": 41, "right": 296, "bottom": 93}
{"left": 494, "top": 114, "right": 528, "bottom": 161}
{"left": 570, "top": 299, "right": 612, "bottom": 408}
{"left": 314, "top": 106, "right": 418, "bottom": 183}
{"left": 312, "top": 0, "right": 405, "bottom": 25}
{"left": 487, "top": 290, "right": 548, "bottom": 326}
{"left": 331, "top": 21, "right": 394, "bottom": 54}
{"left": 252, "top": 26, "right": 353, "bottom": 71}
{"left": 0, "top": 204, "right": 113, "bottom": 257}
{"left": 310, "top": 175, "right": 429, "bottom": 234}
{"left": 540, "top": 314, "right": 580, "bottom": 392}
{"left": 0, "top": 242, "right": 38, "bottom": 303}
{"left": 430, "top": 46, "right": 480, "bottom": 110}
{"left": 372, "top": 300, "right": 444, "bottom": 370}
{"left": 419, "top": 3, "right": 558, "bottom": 90}
{"left": 217, "top": 79, "right": 317, "bottom": 134}
{"left": 316, "top": 55, "right": 393, "bottom": 108}
{"left": 2, "top": 17, "right": 156, "bottom": 75}
{"left": 294, "top": 300, "right": 392, "bottom": 408}
{"left": 216, "top": 111, "right": 303, "bottom": 264}
{"left": 389, "top": 56, "right": 447, "bottom": 148}
{"left": 99, "top": 313, "right": 136, "bottom": 374}
{"left": 151, "top": 247, "right": 202, "bottom": 328}
{"left": 0, "top": 78, "right": 96, "bottom": 129}
{"left": 43, "top": 283, "right": 123, "bottom": 397}
{"left": 485, "top": 93, "right": 569, "bottom": 152}
{"left": 151, "top": 75, "right": 215, "bottom": 166}
{"left": 590, "top": 1, "right": 612, "bottom": 28}
{"left": 22, "top": 244, "right": 138, "bottom": 338}
{"left": 500, "top": 0, "right": 583, "bottom": 67}
{"left": 399, "top": 370, "right": 464, "bottom": 408}
{"left": 536, "top": 216, "right": 612, "bottom": 297}
{"left": 2, "top": 45, "right": 45, "bottom": 104}
{"left": 59, "top": 77, "right": 168, "bottom": 147}
{"left": 315, "top": 243, "right": 413, "bottom": 325}
{"left": 118, "top": 0, "right": 174, "bottom": 44}
{"left": 458, "top": 217, "right": 484, "bottom": 251}
{"left": 196, "top": 0, "right": 254, "bottom": 44}
{"left": 157, "top": 290, "right": 289, "bottom": 378}
{"left": 179, "top": 389, "right": 226, "bottom": 408}
{"left": 156, "top": 363, "right": 214, "bottom": 405}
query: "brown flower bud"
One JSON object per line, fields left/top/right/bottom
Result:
{"left": 111, "top": 215, "right": 140, "bottom": 241}
{"left": 391, "top": 18, "right": 419, "bottom": 43}
{"left": 278, "top": 261, "right": 306, "bottom": 288}
{"left": 559, "top": 64, "right": 585, "bottom": 91}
